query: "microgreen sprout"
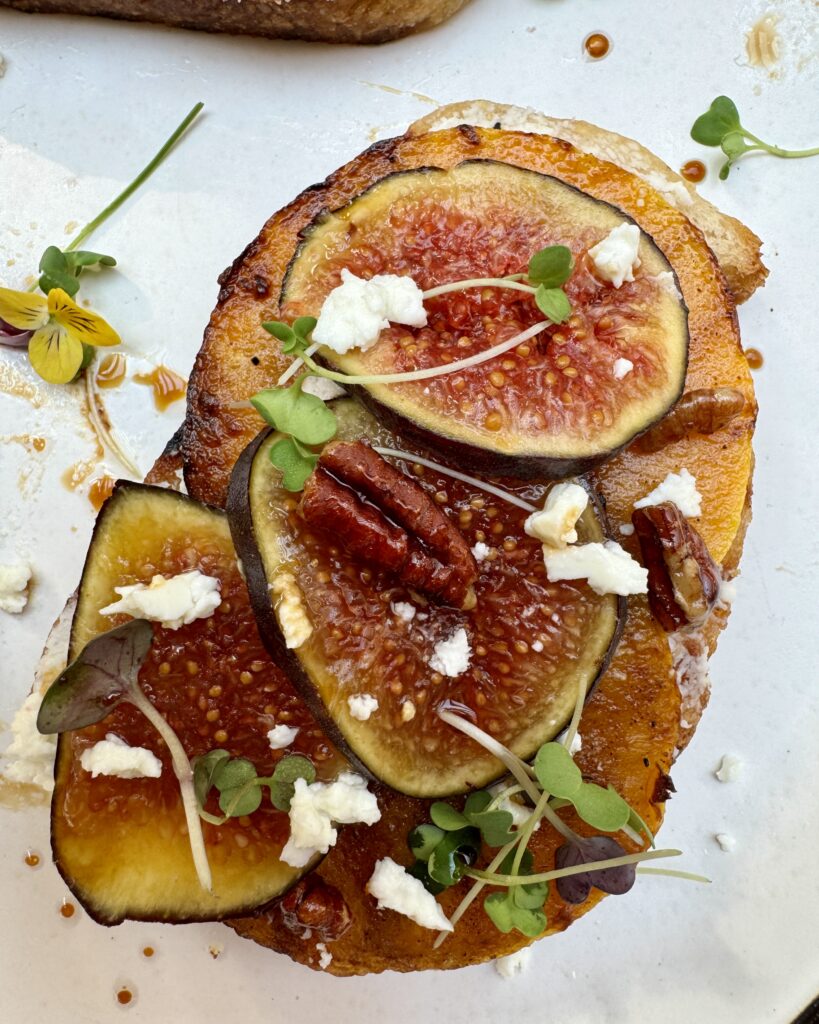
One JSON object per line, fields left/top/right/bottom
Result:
{"left": 36, "top": 620, "right": 213, "bottom": 893}
{"left": 0, "top": 102, "right": 203, "bottom": 384}
{"left": 691, "top": 95, "right": 819, "bottom": 179}
{"left": 193, "top": 750, "right": 316, "bottom": 824}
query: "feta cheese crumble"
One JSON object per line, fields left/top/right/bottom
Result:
{"left": 544, "top": 540, "right": 648, "bottom": 596}
{"left": 300, "top": 375, "right": 347, "bottom": 401}
{"left": 347, "top": 693, "right": 379, "bottom": 721}
{"left": 715, "top": 754, "right": 743, "bottom": 783}
{"left": 270, "top": 572, "right": 313, "bottom": 649}
{"left": 2, "top": 690, "right": 57, "bottom": 791}
{"left": 525, "top": 482, "right": 589, "bottom": 548}
{"left": 0, "top": 562, "right": 32, "bottom": 614}
{"left": 531, "top": 640, "right": 544, "bottom": 653}
{"left": 268, "top": 724, "right": 300, "bottom": 749}
{"left": 715, "top": 833, "right": 736, "bottom": 853}
{"left": 494, "top": 948, "right": 531, "bottom": 979}
{"left": 471, "top": 541, "right": 491, "bottom": 562}
{"left": 312, "top": 269, "right": 427, "bottom": 355}
{"left": 428, "top": 627, "right": 471, "bottom": 677}
{"left": 281, "top": 772, "right": 381, "bottom": 868}
{"left": 367, "top": 857, "right": 453, "bottom": 932}
{"left": 80, "top": 734, "right": 163, "bottom": 780}
{"left": 613, "top": 357, "right": 634, "bottom": 380}
{"left": 588, "top": 223, "right": 641, "bottom": 288}
{"left": 618, "top": 523, "right": 635, "bottom": 537}
{"left": 634, "top": 468, "right": 702, "bottom": 518}
{"left": 316, "top": 942, "right": 333, "bottom": 970}
{"left": 391, "top": 601, "right": 417, "bottom": 623}
{"left": 100, "top": 570, "right": 221, "bottom": 630}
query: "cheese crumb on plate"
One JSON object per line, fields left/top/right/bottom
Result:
{"left": 0, "top": 562, "right": 32, "bottom": 614}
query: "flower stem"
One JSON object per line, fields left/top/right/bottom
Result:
{"left": 127, "top": 683, "right": 213, "bottom": 893}
{"left": 65, "top": 102, "right": 204, "bottom": 253}
{"left": 422, "top": 278, "right": 536, "bottom": 300}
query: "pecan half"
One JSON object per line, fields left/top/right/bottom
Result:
{"left": 278, "top": 876, "right": 352, "bottom": 942}
{"left": 632, "top": 502, "right": 721, "bottom": 632}
{"left": 300, "top": 441, "right": 477, "bottom": 609}
{"left": 634, "top": 388, "right": 746, "bottom": 453}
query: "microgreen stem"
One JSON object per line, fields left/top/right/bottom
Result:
{"left": 562, "top": 669, "right": 587, "bottom": 755}
{"left": 373, "top": 448, "right": 537, "bottom": 513}
{"left": 277, "top": 343, "right": 319, "bottom": 387}
{"left": 422, "top": 278, "right": 536, "bottom": 300}
{"left": 740, "top": 131, "right": 819, "bottom": 159}
{"left": 66, "top": 103, "right": 204, "bottom": 253}
{"left": 464, "top": 847, "right": 681, "bottom": 886}
{"left": 636, "top": 867, "right": 711, "bottom": 884}
{"left": 301, "top": 320, "right": 550, "bottom": 386}
{"left": 487, "top": 783, "right": 525, "bottom": 811}
{"left": 127, "top": 683, "right": 213, "bottom": 893}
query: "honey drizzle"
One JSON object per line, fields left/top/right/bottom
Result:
{"left": 584, "top": 32, "right": 610, "bottom": 59}
{"left": 135, "top": 365, "right": 187, "bottom": 411}
{"left": 88, "top": 474, "right": 116, "bottom": 511}
{"left": 96, "top": 353, "right": 127, "bottom": 389}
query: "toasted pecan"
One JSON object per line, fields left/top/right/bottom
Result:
{"left": 634, "top": 388, "right": 745, "bottom": 454}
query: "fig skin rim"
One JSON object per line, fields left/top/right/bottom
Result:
{"left": 227, "top": 424, "right": 627, "bottom": 799}
{"left": 51, "top": 481, "right": 323, "bottom": 927}
{"left": 279, "top": 158, "right": 690, "bottom": 481}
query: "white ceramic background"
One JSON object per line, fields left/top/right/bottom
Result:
{"left": 1, "top": 1, "right": 817, "bottom": 1020}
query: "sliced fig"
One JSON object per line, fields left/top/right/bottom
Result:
{"left": 227, "top": 400, "right": 625, "bottom": 797}
{"left": 53, "top": 482, "right": 345, "bottom": 925}
{"left": 280, "top": 160, "right": 689, "bottom": 479}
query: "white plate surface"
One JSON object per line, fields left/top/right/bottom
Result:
{"left": 1, "top": 0, "right": 818, "bottom": 1020}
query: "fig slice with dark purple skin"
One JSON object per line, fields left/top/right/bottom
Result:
{"left": 279, "top": 160, "right": 689, "bottom": 479}
{"left": 227, "top": 399, "right": 625, "bottom": 798}
{"left": 50, "top": 481, "right": 346, "bottom": 925}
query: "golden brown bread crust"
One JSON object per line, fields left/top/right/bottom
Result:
{"left": 410, "top": 101, "right": 767, "bottom": 304}
{"left": 166, "top": 123, "right": 756, "bottom": 973}
{"left": 0, "top": 0, "right": 471, "bottom": 43}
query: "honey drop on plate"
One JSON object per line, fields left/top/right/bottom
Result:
{"left": 24, "top": 850, "right": 40, "bottom": 868}
{"left": 96, "top": 353, "right": 127, "bottom": 389}
{"left": 88, "top": 475, "right": 116, "bottom": 511}
{"left": 135, "top": 365, "right": 187, "bottom": 411}
{"left": 681, "top": 160, "right": 707, "bottom": 183}
{"left": 116, "top": 987, "right": 134, "bottom": 1007}
{"left": 745, "top": 347, "right": 764, "bottom": 369}
{"left": 59, "top": 899, "right": 76, "bottom": 919}
{"left": 584, "top": 32, "right": 611, "bottom": 59}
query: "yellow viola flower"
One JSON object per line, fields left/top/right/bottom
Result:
{"left": 0, "top": 286, "right": 120, "bottom": 384}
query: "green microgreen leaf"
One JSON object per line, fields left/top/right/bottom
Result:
{"left": 407, "top": 859, "right": 447, "bottom": 896}
{"left": 262, "top": 316, "right": 316, "bottom": 355}
{"left": 483, "top": 891, "right": 516, "bottom": 932}
{"left": 463, "top": 791, "right": 492, "bottom": 817}
{"left": 534, "top": 285, "right": 572, "bottom": 325}
{"left": 268, "top": 754, "right": 316, "bottom": 811}
{"left": 690, "top": 96, "right": 741, "bottom": 146}
{"left": 213, "top": 757, "right": 257, "bottom": 793}
{"left": 408, "top": 824, "right": 446, "bottom": 861}
{"left": 468, "top": 809, "right": 516, "bottom": 848}
{"left": 36, "top": 619, "right": 154, "bottom": 733}
{"left": 38, "top": 246, "right": 80, "bottom": 297}
{"left": 427, "top": 826, "right": 481, "bottom": 886}
{"left": 430, "top": 802, "right": 470, "bottom": 831}
{"left": 251, "top": 378, "right": 337, "bottom": 445}
{"left": 192, "top": 748, "right": 231, "bottom": 807}
{"left": 269, "top": 436, "right": 318, "bottom": 492}
{"left": 512, "top": 877, "right": 549, "bottom": 910}
{"left": 65, "top": 250, "right": 117, "bottom": 271}
{"left": 528, "top": 244, "right": 574, "bottom": 288}
{"left": 218, "top": 778, "right": 263, "bottom": 817}
{"left": 533, "top": 742, "right": 583, "bottom": 799}
{"left": 571, "top": 783, "right": 631, "bottom": 832}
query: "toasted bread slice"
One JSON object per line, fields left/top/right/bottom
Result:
{"left": 0, "top": 0, "right": 471, "bottom": 43}
{"left": 172, "top": 122, "right": 755, "bottom": 973}
{"left": 410, "top": 101, "right": 766, "bottom": 304}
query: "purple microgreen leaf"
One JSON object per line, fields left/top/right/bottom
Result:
{"left": 555, "top": 836, "right": 636, "bottom": 905}
{"left": 36, "top": 619, "right": 154, "bottom": 734}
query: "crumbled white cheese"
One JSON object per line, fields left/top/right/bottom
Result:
{"left": 367, "top": 857, "right": 453, "bottom": 932}
{"left": 644, "top": 172, "right": 694, "bottom": 209}
{"left": 717, "top": 578, "right": 737, "bottom": 607}
{"left": 391, "top": 601, "right": 416, "bottom": 623}
{"left": 400, "top": 699, "right": 416, "bottom": 723}
{"left": 494, "top": 947, "right": 531, "bottom": 979}
{"left": 281, "top": 772, "right": 380, "bottom": 868}
{"left": 267, "top": 724, "right": 300, "bottom": 749}
{"left": 715, "top": 754, "right": 742, "bottom": 783}
{"left": 2, "top": 690, "right": 57, "bottom": 791}
{"left": 613, "top": 357, "right": 634, "bottom": 380}
{"left": 270, "top": 571, "right": 313, "bottom": 649}
{"left": 487, "top": 783, "right": 539, "bottom": 831}
{"left": 588, "top": 223, "right": 641, "bottom": 288}
{"left": 525, "top": 482, "right": 589, "bottom": 548}
{"left": 618, "top": 523, "right": 635, "bottom": 537}
{"left": 544, "top": 540, "right": 648, "bottom": 596}
{"left": 669, "top": 631, "right": 711, "bottom": 728}
{"left": 471, "top": 541, "right": 491, "bottom": 562}
{"left": 312, "top": 269, "right": 427, "bottom": 354}
{"left": 634, "top": 469, "right": 702, "bottom": 518}
{"left": 316, "top": 942, "right": 333, "bottom": 970}
{"left": 651, "top": 270, "right": 683, "bottom": 300}
{"left": 531, "top": 639, "right": 544, "bottom": 653}
{"left": 428, "top": 627, "right": 471, "bottom": 677}
{"left": 80, "top": 733, "right": 163, "bottom": 780}
{"left": 300, "top": 375, "right": 347, "bottom": 401}
{"left": 100, "top": 570, "right": 221, "bottom": 630}
{"left": 569, "top": 731, "right": 583, "bottom": 755}
{"left": 715, "top": 833, "right": 736, "bottom": 853}
{"left": 0, "top": 562, "right": 32, "bottom": 614}
{"left": 347, "top": 693, "right": 379, "bottom": 721}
